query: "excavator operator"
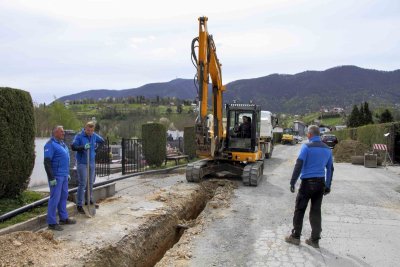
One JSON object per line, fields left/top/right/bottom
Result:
{"left": 236, "top": 116, "right": 251, "bottom": 138}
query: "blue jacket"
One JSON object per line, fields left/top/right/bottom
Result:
{"left": 71, "top": 129, "right": 105, "bottom": 164}
{"left": 44, "top": 137, "right": 70, "bottom": 178}
{"left": 290, "top": 136, "right": 334, "bottom": 188}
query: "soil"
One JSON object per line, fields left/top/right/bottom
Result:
{"left": 0, "top": 231, "right": 59, "bottom": 267}
{"left": 0, "top": 173, "right": 237, "bottom": 267}
{"left": 156, "top": 179, "right": 237, "bottom": 267}
{"left": 0, "top": 230, "right": 89, "bottom": 267}
{"left": 333, "top": 140, "right": 370, "bottom": 163}
{"left": 84, "top": 179, "right": 236, "bottom": 267}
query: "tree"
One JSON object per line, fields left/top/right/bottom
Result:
{"left": 0, "top": 87, "right": 35, "bottom": 197}
{"left": 362, "top": 102, "right": 373, "bottom": 125}
{"left": 177, "top": 104, "right": 183, "bottom": 114}
{"left": 347, "top": 105, "right": 361, "bottom": 127}
{"left": 48, "top": 102, "right": 81, "bottom": 131}
{"left": 379, "top": 109, "right": 394, "bottom": 123}
{"left": 359, "top": 104, "right": 365, "bottom": 125}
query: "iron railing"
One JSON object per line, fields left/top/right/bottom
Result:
{"left": 95, "top": 137, "right": 111, "bottom": 177}
{"left": 121, "top": 138, "right": 146, "bottom": 174}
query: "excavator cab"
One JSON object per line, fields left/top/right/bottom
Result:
{"left": 225, "top": 103, "right": 260, "bottom": 154}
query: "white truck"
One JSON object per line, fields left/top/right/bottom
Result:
{"left": 260, "top": 111, "right": 277, "bottom": 158}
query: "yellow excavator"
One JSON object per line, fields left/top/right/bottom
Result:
{"left": 186, "top": 16, "right": 265, "bottom": 186}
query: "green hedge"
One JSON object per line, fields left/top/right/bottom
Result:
{"left": 184, "top": 126, "right": 196, "bottom": 159}
{"left": 273, "top": 132, "right": 283, "bottom": 144}
{"left": 142, "top": 123, "right": 166, "bottom": 167}
{"left": 333, "top": 122, "right": 399, "bottom": 147}
{"left": 0, "top": 88, "right": 35, "bottom": 198}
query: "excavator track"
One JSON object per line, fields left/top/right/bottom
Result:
{"left": 186, "top": 160, "right": 209, "bottom": 183}
{"left": 241, "top": 161, "right": 264, "bottom": 186}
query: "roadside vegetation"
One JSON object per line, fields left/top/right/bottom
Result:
{"left": 34, "top": 97, "right": 196, "bottom": 141}
{"left": 0, "top": 191, "right": 48, "bottom": 229}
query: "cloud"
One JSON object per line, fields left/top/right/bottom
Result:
{"left": 0, "top": 0, "right": 399, "bottom": 103}
{"left": 130, "top": 36, "right": 156, "bottom": 48}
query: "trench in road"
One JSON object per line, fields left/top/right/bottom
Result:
{"left": 83, "top": 180, "right": 233, "bottom": 267}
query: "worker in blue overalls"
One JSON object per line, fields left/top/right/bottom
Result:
{"left": 44, "top": 126, "right": 76, "bottom": 231}
{"left": 71, "top": 121, "right": 105, "bottom": 214}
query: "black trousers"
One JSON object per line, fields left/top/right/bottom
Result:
{"left": 292, "top": 178, "right": 325, "bottom": 240}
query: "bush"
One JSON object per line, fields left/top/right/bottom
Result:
{"left": 273, "top": 132, "right": 283, "bottom": 144}
{"left": 0, "top": 88, "right": 35, "bottom": 198}
{"left": 184, "top": 126, "right": 196, "bottom": 159}
{"left": 142, "top": 123, "right": 166, "bottom": 167}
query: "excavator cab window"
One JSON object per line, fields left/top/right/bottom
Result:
{"left": 227, "top": 110, "right": 254, "bottom": 150}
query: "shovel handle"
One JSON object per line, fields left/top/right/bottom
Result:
{"left": 86, "top": 148, "right": 91, "bottom": 215}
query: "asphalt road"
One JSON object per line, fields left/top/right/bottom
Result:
{"left": 188, "top": 143, "right": 400, "bottom": 267}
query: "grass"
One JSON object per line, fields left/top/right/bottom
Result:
{"left": 319, "top": 116, "right": 345, "bottom": 126}
{"left": 0, "top": 191, "right": 48, "bottom": 230}
{"left": 148, "top": 157, "right": 199, "bottom": 170}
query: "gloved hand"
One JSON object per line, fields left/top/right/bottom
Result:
{"left": 84, "top": 143, "right": 91, "bottom": 150}
{"left": 324, "top": 187, "right": 331, "bottom": 195}
{"left": 290, "top": 185, "right": 295, "bottom": 193}
{"left": 68, "top": 175, "right": 71, "bottom": 182}
{"left": 49, "top": 179, "right": 57, "bottom": 187}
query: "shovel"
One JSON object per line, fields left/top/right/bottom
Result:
{"left": 82, "top": 147, "right": 96, "bottom": 217}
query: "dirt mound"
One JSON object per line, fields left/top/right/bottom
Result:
{"left": 333, "top": 140, "right": 370, "bottom": 163}
{"left": 0, "top": 230, "right": 59, "bottom": 266}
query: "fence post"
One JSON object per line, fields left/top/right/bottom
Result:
{"left": 121, "top": 138, "right": 125, "bottom": 175}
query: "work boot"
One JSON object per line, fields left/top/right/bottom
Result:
{"left": 305, "top": 238, "right": 320, "bottom": 248}
{"left": 285, "top": 235, "right": 300, "bottom": 246}
{"left": 59, "top": 218, "right": 77, "bottom": 225}
{"left": 48, "top": 224, "right": 63, "bottom": 231}
{"left": 77, "top": 206, "right": 85, "bottom": 214}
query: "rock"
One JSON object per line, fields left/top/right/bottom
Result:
{"left": 13, "top": 240, "right": 22, "bottom": 246}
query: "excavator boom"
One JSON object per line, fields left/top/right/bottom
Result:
{"left": 191, "top": 16, "right": 225, "bottom": 158}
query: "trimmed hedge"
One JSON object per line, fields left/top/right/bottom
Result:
{"left": 333, "top": 123, "right": 396, "bottom": 145}
{"left": 273, "top": 132, "right": 283, "bottom": 144}
{"left": 142, "top": 123, "right": 166, "bottom": 167}
{"left": 184, "top": 126, "right": 196, "bottom": 159}
{"left": 0, "top": 88, "right": 35, "bottom": 198}
{"left": 333, "top": 122, "right": 400, "bottom": 151}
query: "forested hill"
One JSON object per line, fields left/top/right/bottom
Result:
{"left": 58, "top": 66, "right": 400, "bottom": 113}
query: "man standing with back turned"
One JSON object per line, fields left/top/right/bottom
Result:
{"left": 71, "top": 121, "right": 105, "bottom": 214}
{"left": 285, "top": 125, "right": 333, "bottom": 248}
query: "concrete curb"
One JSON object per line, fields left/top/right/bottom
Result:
{"left": 0, "top": 203, "right": 77, "bottom": 235}
{"left": 0, "top": 183, "right": 116, "bottom": 236}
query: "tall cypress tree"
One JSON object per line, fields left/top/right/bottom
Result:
{"left": 347, "top": 105, "right": 361, "bottom": 127}
{"left": 363, "top": 102, "right": 373, "bottom": 125}
{"left": 359, "top": 104, "right": 365, "bottom": 125}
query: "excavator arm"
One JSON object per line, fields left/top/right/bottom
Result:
{"left": 191, "top": 16, "right": 225, "bottom": 158}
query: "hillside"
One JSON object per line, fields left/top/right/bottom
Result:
{"left": 58, "top": 66, "right": 400, "bottom": 114}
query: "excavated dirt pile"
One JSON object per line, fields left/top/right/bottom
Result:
{"left": 0, "top": 231, "right": 59, "bottom": 266}
{"left": 333, "top": 140, "right": 370, "bottom": 163}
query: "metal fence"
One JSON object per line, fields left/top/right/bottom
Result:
{"left": 121, "top": 138, "right": 146, "bottom": 174}
{"left": 95, "top": 137, "right": 111, "bottom": 177}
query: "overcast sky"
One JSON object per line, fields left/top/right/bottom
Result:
{"left": 1, "top": 0, "right": 399, "bottom": 104}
